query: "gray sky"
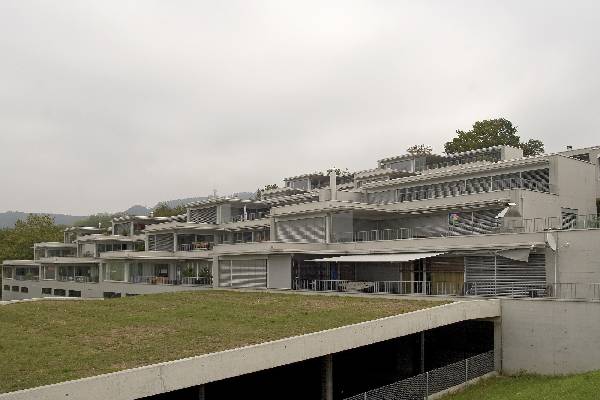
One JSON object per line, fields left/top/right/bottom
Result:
{"left": 1, "top": 1, "right": 599, "bottom": 215}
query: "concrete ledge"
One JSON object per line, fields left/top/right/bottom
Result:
{"left": 0, "top": 297, "right": 104, "bottom": 306}
{"left": 0, "top": 299, "right": 500, "bottom": 400}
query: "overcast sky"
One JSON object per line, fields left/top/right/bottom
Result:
{"left": 1, "top": 1, "right": 599, "bottom": 215}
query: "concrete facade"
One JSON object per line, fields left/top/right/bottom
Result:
{"left": 500, "top": 298, "right": 600, "bottom": 374}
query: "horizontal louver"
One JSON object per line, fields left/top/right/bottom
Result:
{"left": 465, "top": 254, "right": 546, "bottom": 296}
{"left": 276, "top": 217, "right": 326, "bottom": 243}
{"left": 218, "top": 259, "right": 267, "bottom": 288}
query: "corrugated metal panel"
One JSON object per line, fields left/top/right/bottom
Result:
{"left": 276, "top": 217, "right": 325, "bottom": 243}
{"left": 465, "top": 254, "right": 546, "bottom": 296}
{"left": 218, "top": 259, "right": 267, "bottom": 288}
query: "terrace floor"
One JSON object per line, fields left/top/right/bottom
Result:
{"left": 0, "top": 290, "right": 444, "bottom": 394}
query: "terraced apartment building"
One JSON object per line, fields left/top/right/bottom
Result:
{"left": 3, "top": 145, "right": 600, "bottom": 300}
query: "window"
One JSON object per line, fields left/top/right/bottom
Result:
{"left": 103, "top": 292, "right": 121, "bottom": 299}
{"left": 3, "top": 285, "right": 10, "bottom": 291}
{"left": 11, "top": 286, "right": 19, "bottom": 292}
{"left": 155, "top": 264, "right": 169, "bottom": 278}
{"left": 2, "top": 267, "right": 12, "bottom": 279}
{"left": 20, "top": 287, "right": 28, "bottom": 293}
{"left": 68, "top": 290, "right": 81, "bottom": 297}
{"left": 42, "top": 288, "right": 52, "bottom": 295}
{"left": 126, "top": 293, "right": 139, "bottom": 297}
{"left": 53, "top": 289, "right": 66, "bottom": 296}
{"left": 43, "top": 265, "right": 56, "bottom": 280}
{"left": 104, "top": 262, "right": 126, "bottom": 281}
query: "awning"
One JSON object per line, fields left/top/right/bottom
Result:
{"left": 497, "top": 248, "right": 531, "bottom": 262}
{"left": 309, "top": 252, "right": 445, "bottom": 263}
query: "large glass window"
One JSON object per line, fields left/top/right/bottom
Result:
{"left": 104, "top": 262, "right": 126, "bottom": 281}
{"left": 43, "top": 265, "right": 56, "bottom": 280}
{"left": 2, "top": 266, "right": 12, "bottom": 279}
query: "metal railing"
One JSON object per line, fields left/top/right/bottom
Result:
{"left": 13, "top": 275, "right": 39, "bottom": 281}
{"left": 178, "top": 242, "right": 212, "bottom": 252}
{"left": 57, "top": 275, "right": 99, "bottom": 283}
{"left": 546, "top": 283, "right": 600, "bottom": 300}
{"left": 331, "top": 214, "right": 600, "bottom": 244}
{"left": 181, "top": 276, "right": 212, "bottom": 286}
{"left": 344, "top": 350, "right": 495, "bottom": 400}
{"left": 127, "top": 275, "right": 211, "bottom": 286}
{"left": 128, "top": 276, "right": 178, "bottom": 285}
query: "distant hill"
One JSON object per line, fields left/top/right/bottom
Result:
{"left": 0, "top": 192, "right": 256, "bottom": 228}
{"left": 0, "top": 211, "right": 87, "bottom": 229}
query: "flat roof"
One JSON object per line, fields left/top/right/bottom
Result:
{"left": 0, "top": 291, "right": 444, "bottom": 394}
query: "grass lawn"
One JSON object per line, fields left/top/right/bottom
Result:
{"left": 0, "top": 290, "right": 443, "bottom": 393}
{"left": 443, "top": 371, "right": 600, "bottom": 400}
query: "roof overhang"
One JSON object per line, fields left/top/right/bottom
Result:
{"left": 309, "top": 252, "right": 445, "bottom": 263}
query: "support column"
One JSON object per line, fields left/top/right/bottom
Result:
{"left": 420, "top": 331, "right": 425, "bottom": 373}
{"left": 173, "top": 233, "right": 178, "bottom": 252}
{"left": 493, "top": 318, "right": 502, "bottom": 373}
{"left": 321, "top": 354, "right": 333, "bottom": 400}
{"left": 197, "top": 384, "right": 206, "bottom": 400}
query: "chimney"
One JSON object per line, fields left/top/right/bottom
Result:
{"left": 329, "top": 170, "right": 337, "bottom": 201}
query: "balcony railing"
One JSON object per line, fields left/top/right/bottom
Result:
{"left": 178, "top": 242, "right": 212, "bottom": 252}
{"left": 14, "top": 275, "right": 39, "bottom": 281}
{"left": 293, "top": 279, "right": 550, "bottom": 298}
{"left": 57, "top": 275, "right": 99, "bottom": 283}
{"left": 229, "top": 212, "right": 269, "bottom": 223}
{"left": 331, "top": 215, "right": 600, "bottom": 244}
{"left": 128, "top": 276, "right": 212, "bottom": 286}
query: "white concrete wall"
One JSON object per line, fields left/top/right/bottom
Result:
{"left": 552, "top": 156, "right": 597, "bottom": 216}
{"left": 1, "top": 279, "right": 208, "bottom": 301}
{"left": 267, "top": 254, "right": 292, "bottom": 289}
{"left": 544, "top": 229, "right": 600, "bottom": 284}
{"left": 501, "top": 298, "right": 600, "bottom": 374}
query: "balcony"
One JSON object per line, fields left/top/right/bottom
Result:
{"left": 128, "top": 276, "right": 212, "bottom": 286}
{"left": 57, "top": 275, "right": 99, "bottom": 283}
{"left": 178, "top": 242, "right": 212, "bottom": 252}
{"left": 14, "top": 275, "right": 39, "bottom": 281}
{"left": 293, "top": 279, "right": 548, "bottom": 297}
{"left": 331, "top": 215, "right": 600, "bottom": 244}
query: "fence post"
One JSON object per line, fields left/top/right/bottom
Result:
{"left": 426, "top": 371, "right": 429, "bottom": 400}
{"left": 465, "top": 358, "right": 469, "bottom": 384}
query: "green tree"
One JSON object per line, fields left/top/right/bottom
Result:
{"left": 152, "top": 202, "right": 186, "bottom": 217}
{"left": 444, "top": 118, "right": 545, "bottom": 156}
{"left": 0, "top": 215, "right": 64, "bottom": 295}
{"left": 0, "top": 215, "right": 64, "bottom": 262}
{"left": 74, "top": 213, "right": 115, "bottom": 228}
{"left": 406, "top": 144, "right": 433, "bottom": 156}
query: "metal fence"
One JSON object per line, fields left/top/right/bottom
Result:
{"left": 343, "top": 351, "right": 495, "bottom": 400}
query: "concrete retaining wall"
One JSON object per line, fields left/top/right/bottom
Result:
{"left": 501, "top": 298, "right": 600, "bottom": 374}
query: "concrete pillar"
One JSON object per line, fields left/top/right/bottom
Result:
{"left": 211, "top": 257, "right": 219, "bottom": 288}
{"left": 494, "top": 317, "right": 502, "bottom": 372}
{"left": 173, "top": 233, "right": 178, "bottom": 252}
{"left": 320, "top": 354, "right": 333, "bottom": 400}
{"left": 329, "top": 171, "right": 337, "bottom": 201}
{"left": 197, "top": 384, "right": 206, "bottom": 400}
{"left": 124, "top": 263, "right": 130, "bottom": 283}
{"left": 420, "top": 331, "right": 425, "bottom": 373}
{"left": 325, "top": 214, "right": 331, "bottom": 244}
